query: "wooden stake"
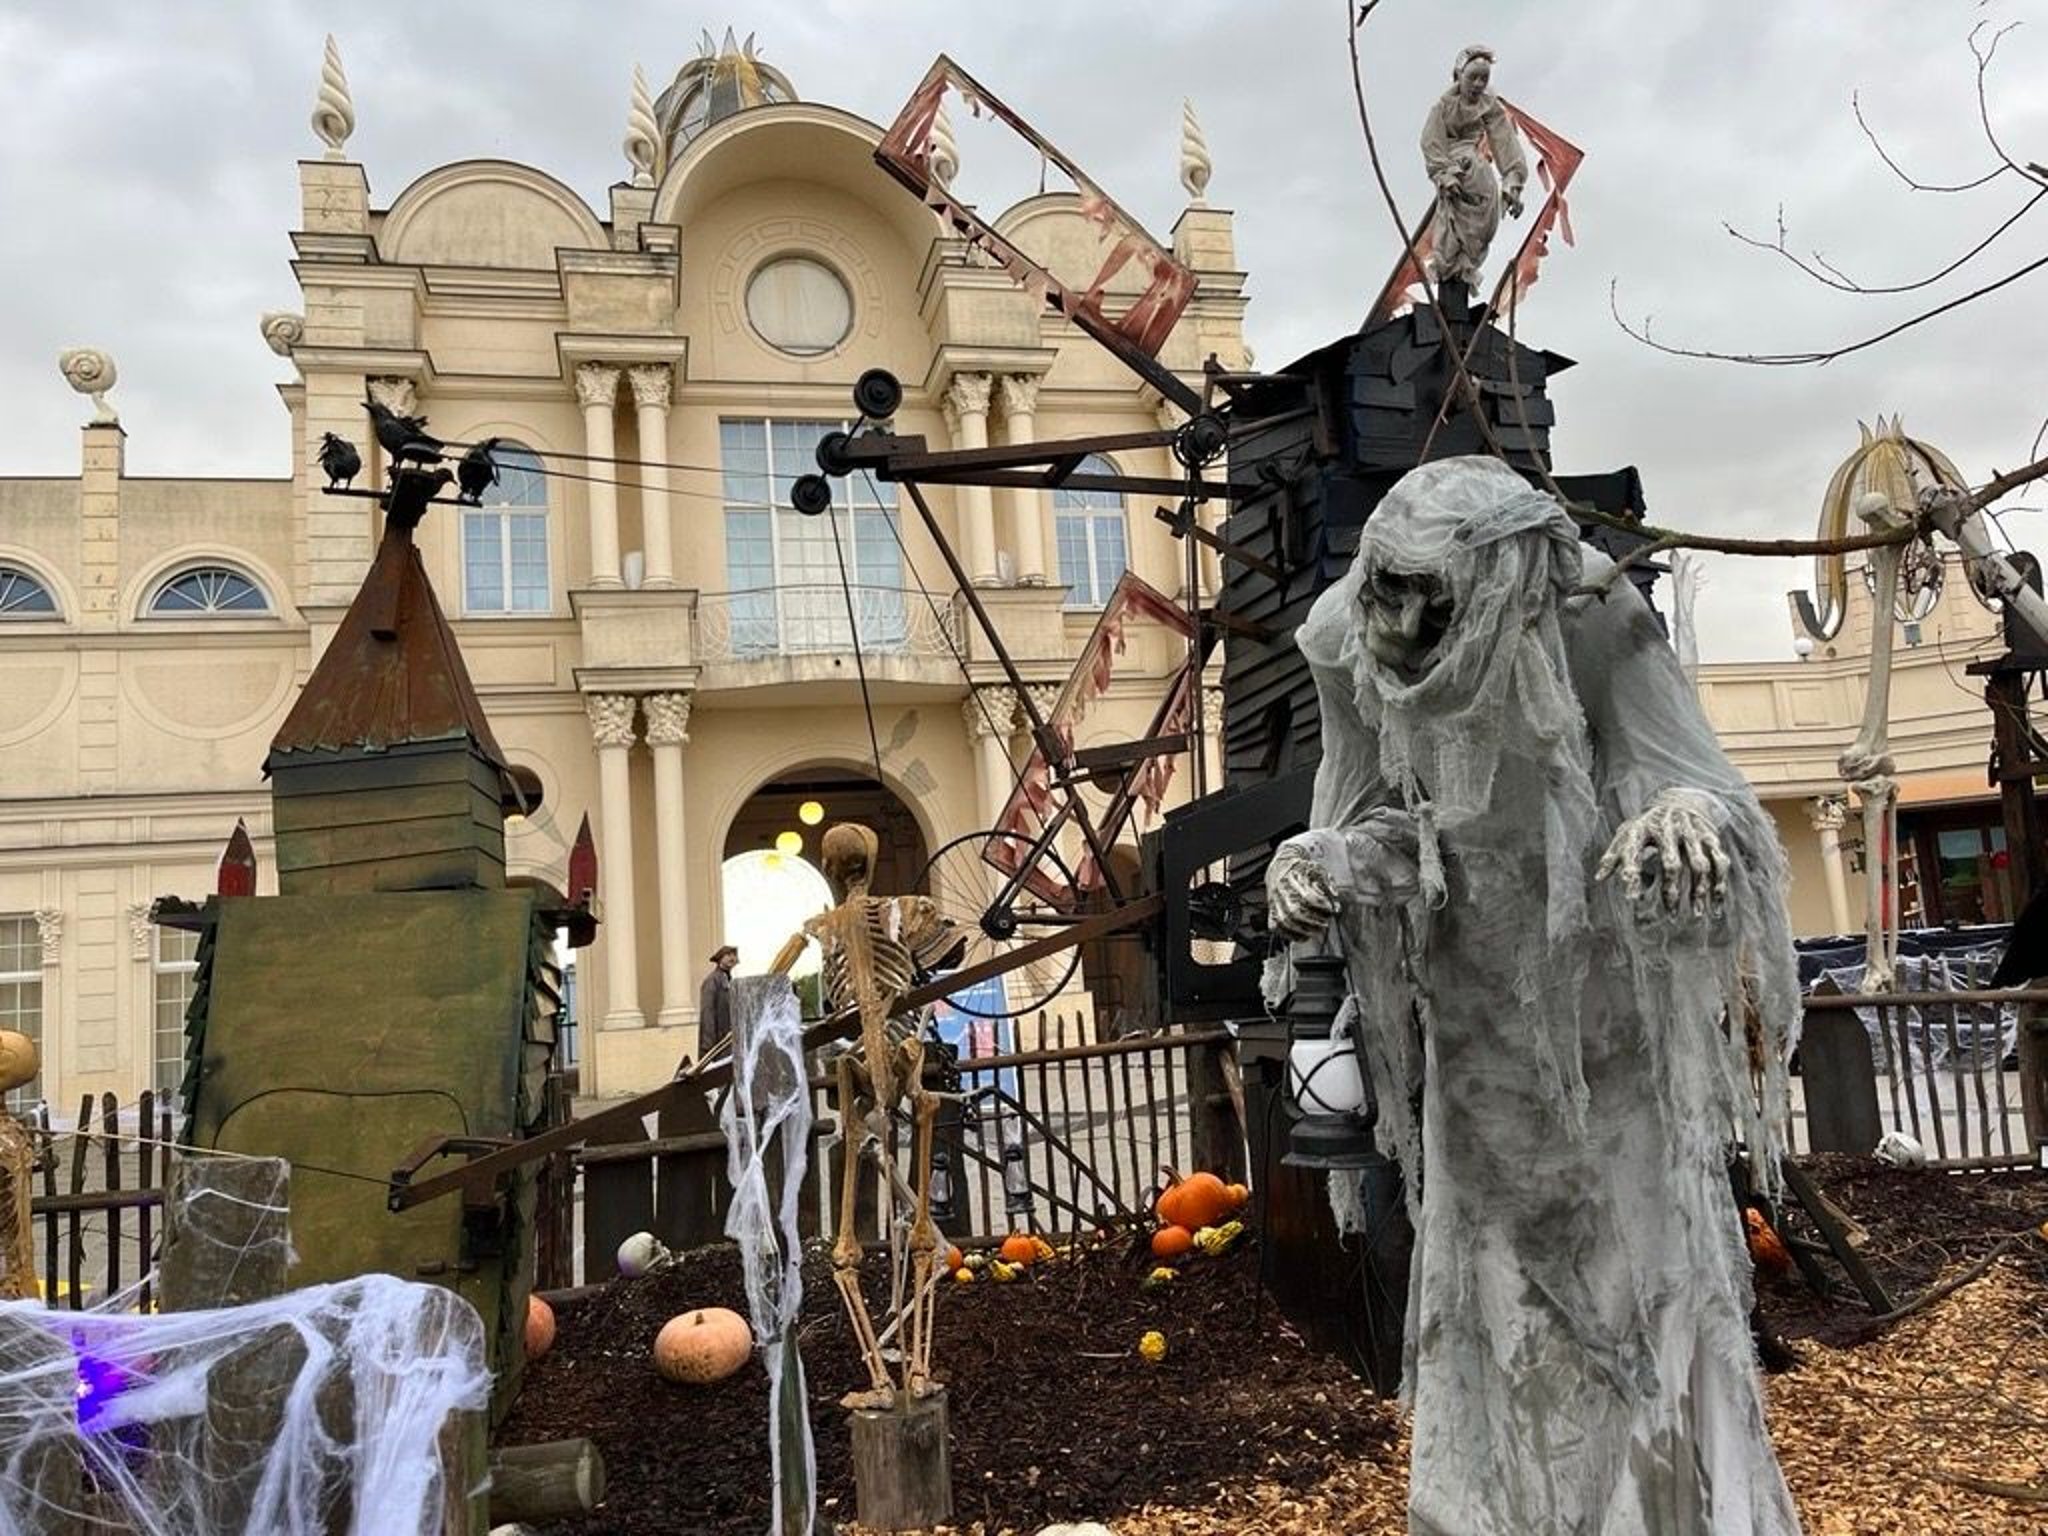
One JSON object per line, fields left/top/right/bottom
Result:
{"left": 848, "top": 1389, "right": 952, "bottom": 1531}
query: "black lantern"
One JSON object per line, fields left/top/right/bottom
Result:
{"left": 1282, "top": 954, "right": 1380, "bottom": 1168}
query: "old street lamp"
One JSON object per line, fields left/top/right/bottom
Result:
{"left": 1282, "top": 954, "right": 1379, "bottom": 1168}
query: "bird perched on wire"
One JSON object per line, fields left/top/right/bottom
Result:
{"left": 457, "top": 437, "right": 503, "bottom": 506}
{"left": 317, "top": 433, "right": 361, "bottom": 491}
{"left": 364, "top": 396, "right": 445, "bottom": 466}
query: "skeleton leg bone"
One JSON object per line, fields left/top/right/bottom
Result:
{"left": 896, "top": 1037, "right": 944, "bottom": 1397}
{"left": 829, "top": 1055, "right": 895, "bottom": 1409}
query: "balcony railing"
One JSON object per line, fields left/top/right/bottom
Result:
{"left": 695, "top": 585, "right": 960, "bottom": 665}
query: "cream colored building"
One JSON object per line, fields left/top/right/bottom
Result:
{"left": 0, "top": 40, "right": 1246, "bottom": 1116}
{"left": 1698, "top": 546, "right": 2015, "bottom": 939}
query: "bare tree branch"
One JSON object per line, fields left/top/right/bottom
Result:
{"left": 1851, "top": 88, "right": 2007, "bottom": 193}
{"left": 1723, "top": 188, "right": 2046, "bottom": 296}
{"left": 1969, "top": 22, "right": 2048, "bottom": 188}
{"left": 1611, "top": 251, "right": 2048, "bottom": 367}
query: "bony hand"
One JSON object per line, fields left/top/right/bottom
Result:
{"left": 1595, "top": 790, "right": 1731, "bottom": 919}
{"left": 1267, "top": 836, "right": 1342, "bottom": 943}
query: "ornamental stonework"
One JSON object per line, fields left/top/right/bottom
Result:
{"left": 585, "top": 693, "right": 638, "bottom": 749}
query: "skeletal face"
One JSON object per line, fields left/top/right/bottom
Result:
{"left": 1364, "top": 566, "right": 1456, "bottom": 681}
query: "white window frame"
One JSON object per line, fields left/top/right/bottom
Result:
{"left": 462, "top": 443, "right": 552, "bottom": 616}
{"left": 719, "top": 418, "right": 904, "bottom": 653}
{"left": 0, "top": 565, "right": 59, "bottom": 619}
{"left": 1054, "top": 454, "right": 1130, "bottom": 610}
{"left": 151, "top": 926, "right": 200, "bottom": 1104}
{"left": 146, "top": 565, "right": 272, "bottom": 616}
{"left": 0, "top": 915, "right": 43, "bottom": 1114}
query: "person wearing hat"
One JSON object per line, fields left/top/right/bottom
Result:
{"left": 698, "top": 944, "right": 738, "bottom": 1055}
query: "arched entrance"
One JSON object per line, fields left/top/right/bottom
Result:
{"left": 720, "top": 768, "right": 932, "bottom": 985}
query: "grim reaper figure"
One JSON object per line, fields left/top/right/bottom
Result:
{"left": 1267, "top": 458, "right": 1802, "bottom": 1534}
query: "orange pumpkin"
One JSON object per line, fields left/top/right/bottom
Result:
{"left": 1224, "top": 1182, "right": 1250, "bottom": 1211}
{"left": 945, "top": 1245, "right": 965, "bottom": 1273}
{"left": 524, "top": 1294, "right": 557, "bottom": 1359}
{"left": 1150, "top": 1224, "right": 1195, "bottom": 1260}
{"left": 999, "top": 1232, "right": 1052, "bottom": 1267}
{"left": 1156, "top": 1171, "right": 1236, "bottom": 1232}
{"left": 654, "top": 1307, "right": 754, "bottom": 1385}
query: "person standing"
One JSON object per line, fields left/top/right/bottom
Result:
{"left": 698, "top": 944, "right": 738, "bottom": 1056}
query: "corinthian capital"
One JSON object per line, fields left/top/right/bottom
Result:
{"left": 995, "top": 374, "right": 1040, "bottom": 423}
{"left": 585, "top": 693, "right": 638, "bottom": 749}
{"left": 643, "top": 690, "right": 693, "bottom": 747}
{"left": 365, "top": 376, "right": 417, "bottom": 417}
{"left": 574, "top": 362, "right": 621, "bottom": 409}
{"left": 1808, "top": 795, "right": 1848, "bottom": 834}
{"left": 33, "top": 909, "right": 62, "bottom": 965}
{"left": 943, "top": 371, "right": 992, "bottom": 423}
{"left": 627, "top": 363, "right": 673, "bottom": 410}
{"left": 964, "top": 686, "right": 1017, "bottom": 741}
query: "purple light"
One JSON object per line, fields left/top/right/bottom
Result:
{"left": 70, "top": 1333, "right": 134, "bottom": 1434}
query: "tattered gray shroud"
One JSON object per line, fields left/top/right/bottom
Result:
{"left": 1285, "top": 458, "right": 1804, "bottom": 1534}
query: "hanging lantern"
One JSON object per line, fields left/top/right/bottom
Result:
{"left": 1282, "top": 954, "right": 1380, "bottom": 1168}
{"left": 798, "top": 799, "right": 825, "bottom": 826}
{"left": 775, "top": 830, "right": 803, "bottom": 856}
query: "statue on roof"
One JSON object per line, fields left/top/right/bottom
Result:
{"left": 1419, "top": 44, "right": 1528, "bottom": 287}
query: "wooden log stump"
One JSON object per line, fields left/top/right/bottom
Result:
{"left": 848, "top": 1389, "right": 951, "bottom": 1532}
{"left": 486, "top": 1438, "right": 606, "bottom": 1525}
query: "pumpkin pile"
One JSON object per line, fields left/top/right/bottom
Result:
{"left": 952, "top": 1231, "right": 1059, "bottom": 1284}
{"left": 1149, "top": 1170, "right": 1249, "bottom": 1278}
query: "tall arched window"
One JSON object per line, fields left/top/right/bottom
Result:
{"left": 1054, "top": 455, "right": 1129, "bottom": 609}
{"left": 463, "top": 443, "right": 550, "bottom": 614}
{"left": 0, "top": 566, "right": 58, "bottom": 618}
{"left": 148, "top": 566, "right": 271, "bottom": 614}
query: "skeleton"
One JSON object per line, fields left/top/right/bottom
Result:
{"left": 0, "top": 1030, "right": 40, "bottom": 1301}
{"left": 769, "top": 823, "right": 963, "bottom": 1407}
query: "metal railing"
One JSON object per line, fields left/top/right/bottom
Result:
{"left": 694, "top": 585, "right": 959, "bottom": 664}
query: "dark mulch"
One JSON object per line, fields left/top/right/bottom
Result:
{"left": 497, "top": 1237, "right": 1397, "bottom": 1536}
{"left": 1760, "top": 1155, "right": 2048, "bottom": 1346}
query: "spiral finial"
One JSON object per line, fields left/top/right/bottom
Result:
{"left": 1179, "top": 99, "right": 1212, "bottom": 204}
{"left": 58, "top": 348, "right": 119, "bottom": 425}
{"left": 259, "top": 312, "right": 305, "bottom": 358}
{"left": 625, "top": 64, "right": 660, "bottom": 187}
{"left": 311, "top": 34, "right": 355, "bottom": 159}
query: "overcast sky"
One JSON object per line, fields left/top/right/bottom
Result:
{"left": 2, "top": 1, "right": 2043, "bottom": 660}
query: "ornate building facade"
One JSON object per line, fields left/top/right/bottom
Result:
{"left": 0, "top": 37, "right": 1244, "bottom": 1113}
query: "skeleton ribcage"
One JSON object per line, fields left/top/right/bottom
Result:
{"left": 821, "top": 898, "right": 920, "bottom": 1046}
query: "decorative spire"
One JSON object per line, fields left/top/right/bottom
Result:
{"left": 625, "top": 63, "right": 659, "bottom": 188}
{"left": 1179, "top": 99, "right": 1212, "bottom": 204}
{"left": 58, "top": 348, "right": 118, "bottom": 425}
{"left": 311, "top": 34, "right": 355, "bottom": 159}
{"left": 929, "top": 100, "right": 959, "bottom": 189}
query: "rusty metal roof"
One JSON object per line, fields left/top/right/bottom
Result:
{"left": 267, "top": 521, "right": 508, "bottom": 769}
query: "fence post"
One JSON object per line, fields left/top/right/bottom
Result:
{"left": 2019, "top": 1002, "right": 2048, "bottom": 1156}
{"left": 1184, "top": 1033, "right": 1246, "bottom": 1181}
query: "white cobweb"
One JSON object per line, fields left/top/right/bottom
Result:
{"left": 0, "top": 1154, "right": 490, "bottom": 1536}
{"left": 721, "top": 975, "right": 817, "bottom": 1536}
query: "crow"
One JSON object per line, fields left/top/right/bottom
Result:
{"left": 456, "top": 437, "right": 503, "bottom": 506}
{"left": 317, "top": 432, "right": 361, "bottom": 491}
{"left": 364, "top": 396, "right": 445, "bottom": 466}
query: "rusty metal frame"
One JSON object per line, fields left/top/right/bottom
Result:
{"left": 876, "top": 55, "right": 1204, "bottom": 416}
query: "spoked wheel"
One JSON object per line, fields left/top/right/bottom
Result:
{"left": 920, "top": 829, "right": 1084, "bottom": 1019}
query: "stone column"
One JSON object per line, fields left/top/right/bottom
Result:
{"left": 996, "top": 375, "right": 1049, "bottom": 586}
{"left": 965, "top": 687, "right": 1019, "bottom": 831}
{"left": 576, "top": 364, "right": 624, "bottom": 589}
{"left": 645, "top": 691, "right": 694, "bottom": 1030}
{"left": 942, "top": 373, "right": 998, "bottom": 585}
{"left": 628, "top": 365, "right": 676, "bottom": 589}
{"left": 587, "top": 694, "right": 642, "bottom": 1028}
{"left": 1810, "top": 795, "right": 1854, "bottom": 937}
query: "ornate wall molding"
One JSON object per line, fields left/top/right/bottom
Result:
{"left": 995, "top": 374, "right": 1040, "bottom": 423}
{"left": 585, "top": 692, "right": 639, "bottom": 749}
{"left": 943, "top": 372, "right": 993, "bottom": 426}
{"left": 33, "top": 909, "right": 61, "bottom": 966}
{"left": 127, "top": 905, "right": 153, "bottom": 961}
{"left": 366, "top": 376, "right": 417, "bottom": 417}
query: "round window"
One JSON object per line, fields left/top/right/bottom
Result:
{"left": 745, "top": 256, "right": 853, "bottom": 357}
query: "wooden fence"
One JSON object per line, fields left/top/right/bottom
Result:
{"left": 568, "top": 1012, "right": 1243, "bottom": 1285}
{"left": 26, "top": 1091, "right": 176, "bottom": 1310}
{"left": 1791, "top": 986, "right": 2045, "bottom": 1169}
